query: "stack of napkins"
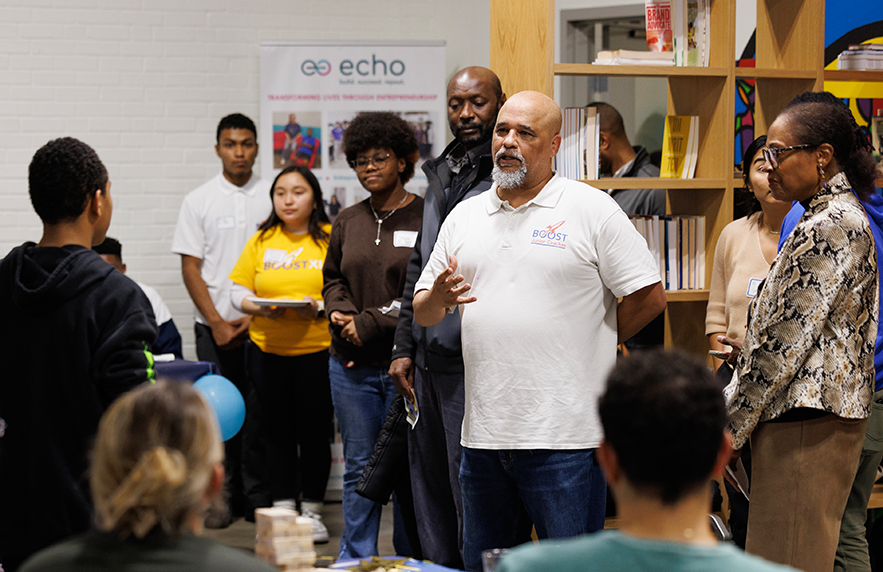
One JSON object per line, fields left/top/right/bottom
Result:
{"left": 254, "top": 507, "right": 317, "bottom": 570}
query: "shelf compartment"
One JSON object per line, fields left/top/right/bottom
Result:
{"left": 665, "top": 289, "right": 710, "bottom": 302}
{"left": 554, "top": 63, "right": 730, "bottom": 78}
{"left": 582, "top": 177, "right": 728, "bottom": 190}
{"left": 736, "top": 68, "right": 819, "bottom": 80}
{"left": 824, "top": 70, "right": 883, "bottom": 82}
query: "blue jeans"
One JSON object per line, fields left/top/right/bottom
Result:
{"left": 460, "top": 447, "right": 606, "bottom": 572}
{"left": 329, "top": 356, "right": 411, "bottom": 559}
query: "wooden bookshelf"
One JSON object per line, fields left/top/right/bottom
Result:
{"left": 489, "top": 0, "right": 827, "bottom": 357}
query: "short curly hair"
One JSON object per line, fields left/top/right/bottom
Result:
{"left": 343, "top": 112, "right": 420, "bottom": 184}
{"left": 599, "top": 348, "right": 727, "bottom": 505}
{"left": 29, "top": 137, "right": 108, "bottom": 224}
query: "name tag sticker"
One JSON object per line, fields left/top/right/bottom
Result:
{"left": 747, "top": 278, "right": 763, "bottom": 298}
{"left": 216, "top": 215, "right": 235, "bottom": 231}
{"left": 393, "top": 230, "right": 418, "bottom": 248}
{"left": 262, "top": 249, "right": 287, "bottom": 264}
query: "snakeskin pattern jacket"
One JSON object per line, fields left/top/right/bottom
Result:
{"left": 725, "top": 172, "right": 878, "bottom": 449}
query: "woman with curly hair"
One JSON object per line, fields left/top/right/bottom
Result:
{"left": 19, "top": 380, "right": 276, "bottom": 572}
{"left": 322, "top": 111, "right": 423, "bottom": 559}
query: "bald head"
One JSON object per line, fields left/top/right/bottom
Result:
{"left": 446, "top": 67, "right": 506, "bottom": 147}
{"left": 587, "top": 102, "right": 626, "bottom": 137}
{"left": 500, "top": 91, "right": 562, "bottom": 138}
{"left": 587, "top": 101, "right": 633, "bottom": 175}
{"left": 448, "top": 67, "right": 503, "bottom": 101}
{"left": 492, "top": 91, "right": 562, "bottom": 192}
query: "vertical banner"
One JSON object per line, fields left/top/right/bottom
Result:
{"left": 260, "top": 41, "right": 447, "bottom": 218}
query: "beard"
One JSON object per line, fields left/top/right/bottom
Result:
{"left": 492, "top": 147, "right": 528, "bottom": 189}
{"left": 452, "top": 120, "right": 493, "bottom": 144}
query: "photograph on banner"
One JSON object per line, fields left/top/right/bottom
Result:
{"left": 272, "top": 111, "right": 322, "bottom": 170}
{"left": 326, "top": 110, "right": 439, "bottom": 174}
{"left": 260, "top": 41, "right": 446, "bottom": 210}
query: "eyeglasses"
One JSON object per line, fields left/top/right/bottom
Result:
{"left": 349, "top": 153, "right": 392, "bottom": 171}
{"left": 761, "top": 144, "right": 816, "bottom": 170}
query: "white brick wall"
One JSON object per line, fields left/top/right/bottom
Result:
{"left": 0, "top": 0, "right": 491, "bottom": 359}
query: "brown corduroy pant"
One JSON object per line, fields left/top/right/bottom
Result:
{"left": 746, "top": 414, "right": 867, "bottom": 572}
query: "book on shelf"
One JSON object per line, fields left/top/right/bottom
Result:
{"left": 556, "top": 106, "right": 599, "bottom": 181}
{"left": 660, "top": 115, "right": 699, "bottom": 179}
{"left": 593, "top": 49, "right": 674, "bottom": 66}
{"left": 631, "top": 214, "right": 705, "bottom": 291}
{"left": 837, "top": 44, "right": 883, "bottom": 70}
{"left": 682, "top": 0, "right": 709, "bottom": 67}
{"left": 644, "top": 0, "right": 674, "bottom": 53}
{"left": 645, "top": 0, "right": 708, "bottom": 66}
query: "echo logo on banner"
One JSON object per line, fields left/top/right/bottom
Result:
{"left": 301, "top": 59, "right": 332, "bottom": 76}
{"left": 301, "top": 55, "right": 406, "bottom": 77}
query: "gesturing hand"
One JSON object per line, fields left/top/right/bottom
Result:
{"left": 430, "top": 254, "right": 477, "bottom": 310}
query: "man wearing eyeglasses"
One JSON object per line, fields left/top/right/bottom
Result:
{"left": 389, "top": 66, "right": 506, "bottom": 569}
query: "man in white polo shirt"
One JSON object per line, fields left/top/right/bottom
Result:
{"left": 413, "top": 91, "right": 667, "bottom": 572}
{"left": 172, "top": 113, "right": 272, "bottom": 527}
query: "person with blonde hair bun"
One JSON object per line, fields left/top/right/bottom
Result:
{"left": 19, "top": 380, "right": 276, "bottom": 572}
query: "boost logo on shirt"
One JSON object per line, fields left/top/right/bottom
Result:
{"left": 262, "top": 247, "right": 322, "bottom": 270}
{"left": 530, "top": 221, "right": 568, "bottom": 249}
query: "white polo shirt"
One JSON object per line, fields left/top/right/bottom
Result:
{"left": 172, "top": 173, "right": 271, "bottom": 324}
{"left": 416, "top": 174, "right": 660, "bottom": 449}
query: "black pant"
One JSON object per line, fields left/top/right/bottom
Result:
{"left": 195, "top": 323, "right": 271, "bottom": 516}
{"left": 246, "top": 342, "right": 333, "bottom": 502}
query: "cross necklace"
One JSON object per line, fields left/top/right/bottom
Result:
{"left": 369, "top": 190, "right": 409, "bottom": 246}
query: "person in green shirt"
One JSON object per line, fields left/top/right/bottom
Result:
{"left": 498, "top": 349, "right": 797, "bottom": 572}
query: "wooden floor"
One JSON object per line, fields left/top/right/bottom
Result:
{"left": 869, "top": 482, "right": 883, "bottom": 509}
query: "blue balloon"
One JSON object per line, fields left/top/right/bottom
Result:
{"left": 193, "top": 374, "right": 245, "bottom": 442}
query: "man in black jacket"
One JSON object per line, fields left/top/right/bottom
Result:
{"left": 590, "top": 101, "right": 665, "bottom": 350}
{"left": 589, "top": 101, "right": 665, "bottom": 218}
{"left": 389, "top": 67, "right": 505, "bottom": 569}
{"left": 0, "top": 138, "right": 157, "bottom": 572}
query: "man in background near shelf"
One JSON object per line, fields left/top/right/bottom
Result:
{"left": 93, "top": 236, "right": 183, "bottom": 359}
{"left": 590, "top": 101, "right": 665, "bottom": 217}
{"left": 389, "top": 66, "right": 506, "bottom": 570}
{"left": 497, "top": 349, "right": 798, "bottom": 572}
{"left": 590, "top": 101, "right": 666, "bottom": 350}
{"left": 172, "top": 113, "right": 272, "bottom": 527}
{"left": 412, "top": 90, "right": 667, "bottom": 572}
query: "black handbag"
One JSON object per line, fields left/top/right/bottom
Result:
{"left": 355, "top": 394, "right": 409, "bottom": 504}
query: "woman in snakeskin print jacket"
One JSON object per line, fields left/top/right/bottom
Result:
{"left": 722, "top": 94, "right": 879, "bottom": 571}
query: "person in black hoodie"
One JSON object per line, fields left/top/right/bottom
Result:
{"left": 0, "top": 137, "right": 157, "bottom": 572}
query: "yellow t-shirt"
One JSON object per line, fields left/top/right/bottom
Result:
{"left": 229, "top": 225, "right": 331, "bottom": 356}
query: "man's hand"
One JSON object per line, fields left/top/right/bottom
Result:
{"left": 716, "top": 335, "right": 743, "bottom": 365}
{"left": 330, "top": 311, "right": 362, "bottom": 346}
{"left": 414, "top": 255, "right": 477, "bottom": 327}
{"left": 212, "top": 316, "right": 251, "bottom": 349}
{"left": 389, "top": 357, "right": 416, "bottom": 402}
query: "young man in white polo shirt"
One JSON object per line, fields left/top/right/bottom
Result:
{"left": 413, "top": 91, "right": 667, "bottom": 572}
{"left": 172, "top": 113, "right": 272, "bottom": 527}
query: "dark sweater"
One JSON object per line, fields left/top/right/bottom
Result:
{"left": 323, "top": 196, "right": 423, "bottom": 368}
{"left": 391, "top": 137, "right": 495, "bottom": 373}
{"left": 20, "top": 530, "right": 277, "bottom": 572}
{"left": 0, "top": 243, "right": 157, "bottom": 572}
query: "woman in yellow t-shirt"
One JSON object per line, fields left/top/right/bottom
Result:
{"left": 229, "top": 165, "right": 332, "bottom": 542}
